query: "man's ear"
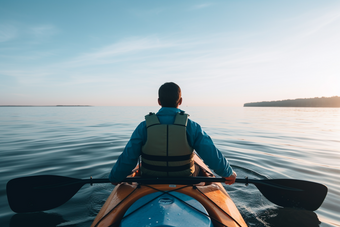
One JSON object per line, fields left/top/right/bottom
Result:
{"left": 178, "top": 97, "right": 182, "bottom": 106}
{"left": 158, "top": 98, "right": 162, "bottom": 106}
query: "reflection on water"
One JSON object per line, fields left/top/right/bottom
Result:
{"left": 10, "top": 212, "right": 68, "bottom": 227}
{"left": 263, "top": 208, "right": 320, "bottom": 227}
{"left": 0, "top": 106, "right": 339, "bottom": 227}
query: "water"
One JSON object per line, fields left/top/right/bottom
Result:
{"left": 0, "top": 106, "right": 339, "bottom": 227}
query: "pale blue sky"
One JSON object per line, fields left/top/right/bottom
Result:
{"left": 1, "top": 0, "right": 339, "bottom": 106}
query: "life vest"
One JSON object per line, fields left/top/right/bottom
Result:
{"left": 141, "top": 111, "right": 195, "bottom": 177}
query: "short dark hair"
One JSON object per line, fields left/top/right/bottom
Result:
{"left": 158, "top": 82, "right": 181, "bottom": 107}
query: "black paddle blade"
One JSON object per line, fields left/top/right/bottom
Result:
{"left": 7, "top": 175, "right": 86, "bottom": 213}
{"left": 250, "top": 179, "right": 328, "bottom": 211}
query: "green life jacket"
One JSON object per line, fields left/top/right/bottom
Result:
{"left": 141, "top": 111, "right": 195, "bottom": 177}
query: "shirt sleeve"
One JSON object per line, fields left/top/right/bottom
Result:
{"left": 109, "top": 122, "right": 147, "bottom": 183}
{"left": 187, "top": 120, "right": 233, "bottom": 177}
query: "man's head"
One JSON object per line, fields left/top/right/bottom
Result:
{"left": 158, "top": 82, "right": 182, "bottom": 108}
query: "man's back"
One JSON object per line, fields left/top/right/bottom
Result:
{"left": 109, "top": 82, "right": 236, "bottom": 185}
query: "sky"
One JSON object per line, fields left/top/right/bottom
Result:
{"left": 0, "top": 0, "right": 340, "bottom": 106}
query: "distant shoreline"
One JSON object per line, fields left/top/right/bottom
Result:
{"left": 0, "top": 105, "right": 92, "bottom": 107}
{"left": 244, "top": 96, "right": 340, "bottom": 107}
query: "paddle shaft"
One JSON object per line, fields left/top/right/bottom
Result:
{"left": 7, "top": 175, "right": 327, "bottom": 213}
{"left": 68, "top": 177, "right": 294, "bottom": 185}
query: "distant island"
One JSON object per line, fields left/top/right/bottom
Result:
{"left": 244, "top": 96, "right": 340, "bottom": 107}
{"left": 0, "top": 105, "right": 91, "bottom": 107}
{"left": 56, "top": 105, "right": 91, "bottom": 107}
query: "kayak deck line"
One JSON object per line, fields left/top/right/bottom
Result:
{"left": 94, "top": 185, "right": 195, "bottom": 227}
{"left": 147, "top": 184, "right": 243, "bottom": 227}
{"left": 93, "top": 185, "right": 140, "bottom": 227}
{"left": 118, "top": 186, "right": 215, "bottom": 225}
{"left": 194, "top": 185, "right": 243, "bottom": 227}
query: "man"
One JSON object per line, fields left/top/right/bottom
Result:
{"left": 109, "top": 82, "right": 237, "bottom": 185}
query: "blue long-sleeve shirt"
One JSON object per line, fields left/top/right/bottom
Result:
{"left": 109, "top": 107, "right": 233, "bottom": 182}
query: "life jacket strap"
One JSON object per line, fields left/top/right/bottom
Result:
{"left": 142, "top": 161, "right": 194, "bottom": 172}
{"left": 173, "top": 112, "right": 189, "bottom": 126}
{"left": 141, "top": 152, "right": 194, "bottom": 162}
{"left": 145, "top": 113, "right": 160, "bottom": 128}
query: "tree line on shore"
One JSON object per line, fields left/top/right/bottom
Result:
{"left": 244, "top": 96, "right": 340, "bottom": 107}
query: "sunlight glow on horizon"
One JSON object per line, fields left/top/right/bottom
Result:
{"left": 0, "top": 1, "right": 339, "bottom": 106}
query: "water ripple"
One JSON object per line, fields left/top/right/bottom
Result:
{"left": 0, "top": 106, "right": 339, "bottom": 227}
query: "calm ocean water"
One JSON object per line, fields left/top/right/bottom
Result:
{"left": 0, "top": 106, "right": 339, "bottom": 227}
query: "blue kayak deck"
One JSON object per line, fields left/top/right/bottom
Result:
{"left": 119, "top": 191, "right": 214, "bottom": 227}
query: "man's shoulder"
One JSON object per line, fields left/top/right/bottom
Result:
{"left": 130, "top": 121, "right": 147, "bottom": 140}
{"left": 187, "top": 118, "right": 202, "bottom": 132}
{"left": 136, "top": 120, "right": 147, "bottom": 128}
{"left": 187, "top": 117, "right": 200, "bottom": 125}
{"left": 131, "top": 120, "right": 147, "bottom": 134}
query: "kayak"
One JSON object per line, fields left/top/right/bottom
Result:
{"left": 91, "top": 154, "right": 248, "bottom": 227}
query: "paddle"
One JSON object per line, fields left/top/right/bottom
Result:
{"left": 6, "top": 175, "right": 110, "bottom": 213}
{"left": 235, "top": 178, "right": 328, "bottom": 212}
{"left": 6, "top": 175, "right": 327, "bottom": 213}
